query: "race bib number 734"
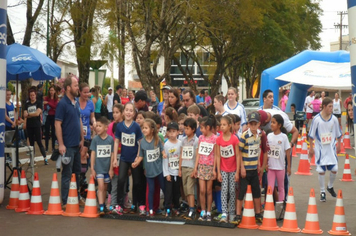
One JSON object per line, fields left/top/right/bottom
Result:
{"left": 97, "top": 145, "right": 111, "bottom": 158}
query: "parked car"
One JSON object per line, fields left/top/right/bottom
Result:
{"left": 242, "top": 98, "right": 259, "bottom": 115}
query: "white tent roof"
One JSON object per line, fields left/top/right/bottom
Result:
{"left": 276, "top": 60, "right": 352, "bottom": 90}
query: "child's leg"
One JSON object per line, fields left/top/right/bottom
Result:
{"left": 228, "top": 172, "right": 236, "bottom": 215}
{"left": 221, "top": 171, "right": 228, "bottom": 214}
{"left": 157, "top": 173, "right": 165, "bottom": 193}
{"left": 237, "top": 177, "right": 247, "bottom": 215}
{"left": 97, "top": 178, "right": 105, "bottom": 205}
{"left": 153, "top": 178, "right": 160, "bottom": 211}
{"left": 164, "top": 177, "right": 173, "bottom": 211}
{"left": 199, "top": 179, "right": 206, "bottom": 211}
{"left": 267, "top": 169, "right": 277, "bottom": 194}
{"left": 111, "top": 174, "right": 119, "bottom": 207}
{"left": 172, "top": 176, "right": 181, "bottom": 209}
{"left": 147, "top": 177, "right": 155, "bottom": 211}
{"left": 251, "top": 172, "right": 261, "bottom": 214}
{"left": 276, "top": 170, "right": 286, "bottom": 202}
{"left": 206, "top": 179, "right": 214, "bottom": 213}
{"left": 318, "top": 172, "right": 326, "bottom": 193}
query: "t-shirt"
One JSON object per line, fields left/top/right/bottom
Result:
{"left": 258, "top": 104, "right": 281, "bottom": 110}
{"left": 157, "top": 101, "right": 164, "bottom": 115}
{"left": 6, "top": 102, "right": 15, "bottom": 128}
{"left": 196, "top": 126, "right": 202, "bottom": 138}
{"left": 333, "top": 99, "right": 341, "bottom": 114}
{"left": 281, "top": 95, "right": 288, "bottom": 112}
{"left": 205, "top": 96, "right": 212, "bottom": 107}
{"left": 311, "top": 99, "right": 321, "bottom": 113}
{"left": 239, "top": 129, "right": 262, "bottom": 170}
{"left": 216, "top": 134, "right": 239, "bottom": 172}
{"left": 140, "top": 137, "right": 164, "bottom": 178}
{"left": 304, "top": 96, "right": 315, "bottom": 113}
{"left": 181, "top": 135, "right": 199, "bottom": 168}
{"left": 106, "top": 94, "right": 114, "bottom": 112}
{"left": 78, "top": 99, "right": 95, "bottom": 140}
{"left": 113, "top": 93, "right": 121, "bottom": 105}
{"left": 163, "top": 140, "right": 182, "bottom": 177}
{"left": 215, "top": 111, "right": 228, "bottom": 116}
{"left": 308, "top": 114, "right": 342, "bottom": 166}
{"left": 267, "top": 133, "right": 290, "bottom": 170}
{"left": 94, "top": 97, "right": 102, "bottom": 113}
{"left": 44, "top": 97, "right": 58, "bottom": 116}
{"left": 115, "top": 121, "right": 143, "bottom": 162}
{"left": 24, "top": 100, "right": 42, "bottom": 128}
{"left": 121, "top": 96, "right": 130, "bottom": 105}
{"left": 90, "top": 135, "right": 114, "bottom": 174}
{"left": 198, "top": 134, "right": 217, "bottom": 166}
{"left": 224, "top": 102, "right": 247, "bottom": 133}
{"left": 196, "top": 95, "right": 204, "bottom": 104}
{"left": 261, "top": 109, "right": 294, "bottom": 133}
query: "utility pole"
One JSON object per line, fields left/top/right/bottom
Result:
{"left": 334, "top": 11, "right": 348, "bottom": 50}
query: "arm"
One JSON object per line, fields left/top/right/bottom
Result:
{"left": 336, "top": 136, "right": 341, "bottom": 154}
{"left": 212, "top": 144, "right": 217, "bottom": 180}
{"left": 27, "top": 108, "right": 42, "bottom": 117}
{"left": 239, "top": 149, "right": 246, "bottom": 178}
{"left": 132, "top": 156, "right": 143, "bottom": 168}
{"left": 286, "top": 148, "right": 291, "bottom": 176}
{"left": 109, "top": 152, "right": 114, "bottom": 179}
{"left": 90, "top": 112, "right": 96, "bottom": 133}
{"left": 79, "top": 119, "right": 84, "bottom": 150}
{"left": 112, "top": 138, "right": 120, "bottom": 167}
{"left": 91, "top": 150, "right": 96, "bottom": 178}
{"left": 235, "top": 144, "right": 240, "bottom": 182}
{"left": 216, "top": 145, "right": 221, "bottom": 182}
{"left": 289, "top": 126, "right": 298, "bottom": 146}
{"left": 194, "top": 147, "right": 200, "bottom": 178}
{"left": 5, "top": 108, "right": 15, "bottom": 127}
{"left": 92, "top": 97, "right": 97, "bottom": 110}
{"left": 308, "top": 136, "right": 314, "bottom": 158}
{"left": 55, "top": 120, "right": 66, "bottom": 155}
{"left": 178, "top": 148, "right": 183, "bottom": 177}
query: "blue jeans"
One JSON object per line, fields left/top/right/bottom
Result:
{"left": 107, "top": 112, "right": 113, "bottom": 120}
{"left": 61, "top": 146, "right": 81, "bottom": 205}
{"left": 147, "top": 173, "right": 165, "bottom": 211}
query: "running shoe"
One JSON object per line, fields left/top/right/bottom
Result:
{"left": 213, "top": 213, "right": 222, "bottom": 221}
{"left": 129, "top": 204, "right": 137, "bottom": 214}
{"left": 255, "top": 213, "right": 263, "bottom": 223}
{"left": 320, "top": 192, "right": 326, "bottom": 202}
{"left": 139, "top": 205, "right": 146, "bottom": 216}
{"left": 165, "top": 209, "right": 172, "bottom": 218}
{"left": 124, "top": 193, "right": 132, "bottom": 208}
{"left": 206, "top": 214, "right": 212, "bottom": 222}
{"left": 99, "top": 206, "right": 105, "bottom": 216}
{"left": 198, "top": 212, "right": 207, "bottom": 221}
{"left": 104, "top": 206, "right": 111, "bottom": 214}
{"left": 112, "top": 205, "right": 123, "bottom": 215}
{"left": 219, "top": 214, "right": 228, "bottom": 223}
{"left": 230, "top": 215, "right": 241, "bottom": 225}
{"left": 327, "top": 187, "right": 337, "bottom": 197}
{"left": 173, "top": 208, "right": 181, "bottom": 217}
{"left": 44, "top": 159, "right": 49, "bottom": 165}
{"left": 185, "top": 210, "right": 196, "bottom": 220}
{"left": 149, "top": 209, "right": 154, "bottom": 218}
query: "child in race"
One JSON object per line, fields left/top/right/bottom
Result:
{"left": 214, "top": 94, "right": 227, "bottom": 116}
{"left": 136, "top": 111, "right": 146, "bottom": 128}
{"left": 236, "top": 112, "right": 263, "bottom": 224}
{"left": 177, "top": 113, "right": 187, "bottom": 141}
{"left": 265, "top": 114, "right": 291, "bottom": 202}
{"left": 216, "top": 116, "right": 240, "bottom": 223}
{"left": 137, "top": 118, "right": 166, "bottom": 217}
{"left": 163, "top": 122, "right": 182, "bottom": 217}
{"left": 165, "top": 107, "right": 178, "bottom": 123}
{"left": 90, "top": 117, "right": 114, "bottom": 215}
{"left": 187, "top": 104, "right": 202, "bottom": 137}
{"left": 308, "top": 97, "right": 342, "bottom": 202}
{"left": 179, "top": 118, "right": 199, "bottom": 220}
{"left": 113, "top": 102, "right": 145, "bottom": 215}
{"left": 194, "top": 115, "right": 218, "bottom": 221}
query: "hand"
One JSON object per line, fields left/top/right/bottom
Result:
{"left": 23, "top": 123, "right": 26, "bottom": 130}
{"left": 113, "top": 159, "right": 118, "bottom": 168}
{"left": 213, "top": 170, "right": 217, "bottom": 180}
{"left": 59, "top": 144, "right": 66, "bottom": 156}
{"left": 218, "top": 173, "right": 222, "bottom": 182}
{"left": 336, "top": 143, "right": 341, "bottom": 154}
{"left": 287, "top": 167, "right": 291, "bottom": 176}
{"left": 308, "top": 148, "right": 314, "bottom": 159}
{"left": 91, "top": 169, "right": 96, "bottom": 179}
{"left": 193, "top": 169, "right": 198, "bottom": 178}
{"left": 235, "top": 172, "right": 239, "bottom": 182}
{"left": 128, "top": 168, "right": 132, "bottom": 176}
{"left": 241, "top": 168, "right": 246, "bottom": 178}
{"left": 178, "top": 169, "right": 182, "bottom": 177}
{"left": 257, "top": 165, "right": 261, "bottom": 174}
{"left": 190, "top": 171, "right": 195, "bottom": 178}
{"left": 162, "top": 153, "right": 167, "bottom": 159}
{"left": 131, "top": 161, "right": 138, "bottom": 168}
{"left": 166, "top": 175, "right": 171, "bottom": 182}
{"left": 109, "top": 169, "right": 114, "bottom": 179}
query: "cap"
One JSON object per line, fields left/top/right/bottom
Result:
{"left": 167, "top": 122, "right": 179, "bottom": 131}
{"left": 134, "top": 90, "right": 148, "bottom": 102}
{"left": 108, "top": 87, "right": 113, "bottom": 90}
{"left": 162, "top": 85, "right": 172, "bottom": 91}
{"left": 248, "top": 112, "right": 260, "bottom": 123}
{"left": 257, "top": 110, "right": 268, "bottom": 125}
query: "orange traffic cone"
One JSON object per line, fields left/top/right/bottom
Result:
{"left": 6, "top": 169, "right": 20, "bottom": 210}
{"left": 338, "top": 137, "right": 346, "bottom": 155}
{"left": 62, "top": 174, "right": 81, "bottom": 217}
{"left": 310, "top": 153, "right": 316, "bottom": 166}
{"left": 295, "top": 141, "right": 312, "bottom": 175}
{"left": 296, "top": 134, "right": 302, "bottom": 154}
{"left": 27, "top": 173, "right": 44, "bottom": 215}
{"left": 292, "top": 145, "right": 297, "bottom": 157}
{"left": 301, "top": 125, "right": 307, "bottom": 141}
{"left": 340, "top": 154, "right": 354, "bottom": 182}
{"left": 259, "top": 186, "right": 279, "bottom": 231}
{"left": 280, "top": 187, "right": 300, "bottom": 233}
{"left": 15, "top": 170, "right": 30, "bottom": 212}
{"left": 301, "top": 188, "right": 323, "bottom": 234}
{"left": 238, "top": 185, "right": 259, "bottom": 229}
{"left": 80, "top": 176, "right": 99, "bottom": 218}
{"left": 328, "top": 190, "right": 350, "bottom": 235}
{"left": 44, "top": 173, "right": 63, "bottom": 215}
{"left": 343, "top": 127, "right": 351, "bottom": 149}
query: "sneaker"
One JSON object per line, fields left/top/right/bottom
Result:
{"left": 99, "top": 206, "right": 105, "bottom": 216}
{"left": 173, "top": 208, "right": 181, "bottom": 217}
{"left": 179, "top": 201, "right": 189, "bottom": 213}
{"left": 230, "top": 215, "right": 241, "bottom": 225}
{"left": 149, "top": 209, "right": 154, "bottom": 218}
{"left": 104, "top": 206, "right": 111, "bottom": 214}
{"left": 320, "top": 192, "right": 326, "bottom": 202}
{"left": 62, "top": 204, "right": 66, "bottom": 210}
{"left": 139, "top": 205, "right": 146, "bottom": 216}
{"left": 198, "top": 212, "right": 207, "bottom": 221}
{"left": 327, "top": 187, "right": 337, "bottom": 198}
{"left": 79, "top": 198, "right": 86, "bottom": 207}
{"left": 155, "top": 208, "right": 163, "bottom": 215}
{"left": 44, "top": 159, "right": 49, "bottom": 165}
{"left": 112, "top": 205, "right": 123, "bottom": 215}
{"left": 129, "top": 205, "right": 137, "bottom": 214}
{"left": 165, "top": 209, "right": 172, "bottom": 218}
{"left": 219, "top": 214, "right": 228, "bottom": 223}
{"left": 255, "top": 213, "right": 263, "bottom": 223}
{"left": 124, "top": 193, "right": 132, "bottom": 208}
{"left": 213, "top": 213, "right": 222, "bottom": 221}
{"left": 206, "top": 214, "right": 212, "bottom": 222}
{"left": 185, "top": 210, "right": 196, "bottom": 220}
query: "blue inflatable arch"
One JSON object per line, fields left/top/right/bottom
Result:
{"left": 259, "top": 50, "right": 350, "bottom": 112}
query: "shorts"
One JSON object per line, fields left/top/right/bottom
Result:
{"left": 312, "top": 112, "right": 319, "bottom": 117}
{"left": 96, "top": 173, "right": 111, "bottom": 183}
{"left": 182, "top": 167, "right": 195, "bottom": 195}
{"left": 316, "top": 164, "right": 338, "bottom": 173}
{"left": 333, "top": 113, "right": 341, "bottom": 118}
{"left": 306, "top": 113, "right": 313, "bottom": 119}
{"left": 238, "top": 169, "right": 260, "bottom": 200}
{"left": 197, "top": 164, "right": 214, "bottom": 181}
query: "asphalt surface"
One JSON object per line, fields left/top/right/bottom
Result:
{"left": 1, "top": 147, "right": 356, "bottom": 236}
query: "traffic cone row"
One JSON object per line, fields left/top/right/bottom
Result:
{"left": 343, "top": 127, "right": 351, "bottom": 149}
{"left": 259, "top": 186, "right": 278, "bottom": 231}
{"left": 15, "top": 170, "right": 31, "bottom": 212}
{"left": 6, "top": 169, "right": 20, "bottom": 209}
{"left": 296, "top": 134, "right": 302, "bottom": 154}
{"left": 328, "top": 190, "right": 351, "bottom": 235}
{"left": 301, "top": 188, "right": 323, "bottom": 234}
{"left": 280, "top": 187, "right": 300, "bottom": 233}
{"left": 295, "top": 141, "right": 312, "bottom": 175}
{"left": 301, "top": 125, "right": 307, "bottom": 142}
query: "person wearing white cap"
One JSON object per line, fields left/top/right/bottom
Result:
{"left": 105, "top": 87, "right": 114, "bottom": 120}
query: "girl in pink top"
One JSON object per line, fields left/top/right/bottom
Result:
{"left": 279, "top": 90, "right": 289, "bottom": 111}
{"left": 194, "top": 114, "right": 217, "bottom": 221}
{"left": 216, "top": 116, "right": 240, "bottom": 222}
{"left": 308, "top": 93, "right": 321, "bottom": 117}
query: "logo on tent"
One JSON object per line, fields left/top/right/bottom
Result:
{"left": 12, "top": 54, "right": 33, "bottom": 62}
{"left": 0, "top": 24, "right": 6, "bottom": 45}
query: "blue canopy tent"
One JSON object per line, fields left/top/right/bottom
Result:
{"left": 259, "top": 50, "right": 350, "bottom": 112}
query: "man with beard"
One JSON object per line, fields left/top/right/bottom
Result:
{"left": 55, "top": 75, "right": 84, "bottom": 209}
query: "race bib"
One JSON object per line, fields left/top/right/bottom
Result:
{"left": 321, "top": 133, "right": 332, "bottom": 145}
{"left": 147, "top": 148, "right": 160, "bottom": 162}
{"left": 182, "top": 146, "right": 194, "bottom": 159}
{"left": 160, "top": 127, "right": 167, "bottom": 137}
{"left": 198, "top": 142, "right": 214, "bottom": 156}
{"left": 169, "top": 156, "right": 179, "bottom": 170}
{"left": 122, "top": 133, "right": 135, "bottom": 147}
{"left": 220, "top": 145, "right": 234, "bottom": 158}
{"left": 83, "top": 126, "right": 88, "bottom": 136}
{"left": 268, "top": 145, "right": 281, "bottom": 159}
{"left": 28, "top": 105, "right": 36, "bottom": 114}
{"left": 8, "top": 111, "right": 14, "bottom": 120}
{"left": 97, "top": 145, "right": 111, "bottom": 158}
{"left": 248, "top": 144, "right": 260, "bottom": 156}
{"left": 333, "top": 108, "right": 339, "bottom": 113}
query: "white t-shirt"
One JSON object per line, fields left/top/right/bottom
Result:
{"left": 308, "top": 114, "right": 342, "bottom": 166}
{"left": 106, "top": 94, "right": 114, "bottom": 112}
{"left": 267, "top": 133, "right": 290, "bottom": 170}
{"left": 304, "top": 96, "right": 314, "bottom": 113}
{"left": 261, "top": 109, "right": 294, "bottom": 133}
{"left": 224, "top": 102, "right": 247, "bottom": 133}
{"left": 258, "top": 104, "right": 281, "bottom": 110}
{"left": 333, "top": 99, "right": 341, "bottom": 115}
{"left": 215, "top": 111, "right": 228, "bottom": 116}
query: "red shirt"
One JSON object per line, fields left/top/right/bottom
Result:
{"left": 121, "top": 96, "right": 130, "bottom": 105}
{"left": 44, "top": 97, "right": 58, "bottom": 116}
{"left": 216, "top": 134, "right": 239, "bottom": 172}
{"left": 259, "top": 129, "right": 269, "bottom": 167}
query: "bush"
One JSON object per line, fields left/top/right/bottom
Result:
{"left": 102, "top": 77, "right": 119, "bottom": 96}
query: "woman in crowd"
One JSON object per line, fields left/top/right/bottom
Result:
{"left": 333, "top": 92, "right": 342, "bottom": 126}
{"left": 167, "top": 89, "right": 182, "bottom": 112}
{"left": 129, "top": 90, "right": 135, "bottom": 103}
{"left": 44, "top": 85, "right": 58, "bottom": 152}
{"left": 347, "top": 101, "right": 354, "bottom": 136}
{"left": 279, "top": 89, "right": 289, "bottom": 112}
{"left": 92, "top": 87, "right": 102, "bottom": 120}
{"left": 121, "top": 88, "right": 130, "bottom": 105}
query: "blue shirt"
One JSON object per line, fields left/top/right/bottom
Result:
{"left": 55, "top": 94, "right": 81, "bottom": 147}
{"left": 196, "top": 95, "right": 204, "bottom": 104}
{"left": 157, "top": 101, "right": 164, "bottom": 115}
{"left": 6, "top": 102, "right": 15, "bottom": 128}
{"left": 196, "top": 126, "right": 202, "bottom": 138}
{"left": 94, "top": 97, "right": 102, "bottom": 113}
{"left": 115, "top": 121, "right": 143, "bottom": 162}
{"left": 78, "top": 99, "right": 94, "bottom": 140}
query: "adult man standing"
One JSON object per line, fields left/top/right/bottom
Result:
{"left": 304, "top": 90, "right": 315, "bottom": 125}
{"left": 343, "top": 93, "right": 352, "bottom": 109}
{"left": 114, "top": 85, "right": 123, "bottom": 104}
{"left": 105, "top": 87, "right": 114, "bottom": 120}
{"left": 134, "top": 90, "right": 149, "bottom": 111}
{"left": 55, "top": 76, "right": 84, "bottom": 208}
{"left": 178, "top": 89, "right": 208, "bottom": 117}
{"left": 258, "top": 89, "right": 281, "bottom": 110}
{"left": 195, "top": 89, "right": 205, "bottom": 106}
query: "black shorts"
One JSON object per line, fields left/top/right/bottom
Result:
{"left": 238, "top": 169, "right": 260, "bottom": 200}
{"left": 333, "top": 113, "right": 341, "bottom": 118}
{"left": 312, "top": 112, "right": 319, "bottom": 117}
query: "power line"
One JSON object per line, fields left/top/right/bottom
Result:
{"left": 334, "top": 11, "right": 348, "bottom": 50}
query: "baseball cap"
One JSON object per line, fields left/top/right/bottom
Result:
{"left": 257, "top": 110, "right": 268, "bottom": 125}
{"left": 108, "top": 87, "right": 113, "bottom": 90}
{"left": 248, "top": 112, "right": 260, "bottom": 123}
{"left": 167, "top": 122, "right": 179, "bottom": 131}
{"left": 162, "top": 85, "right": 172, "bottom": 91}
{"left": 134, "top": 90, "right": 148, "bottom": 102}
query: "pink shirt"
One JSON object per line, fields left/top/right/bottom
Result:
{"left": 198, "top": 134, "right": 217, "bottom": 166}
{"left": 311, "top": 99, "right": 321, "bottom": 113}
{"left": 281, "top": 95, "right": 288, "bottom": 111}
{"left": 216, "top": 134, "right": 238, "bottom": 172}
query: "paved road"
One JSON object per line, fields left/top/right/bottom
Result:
{"left": 1, "top": 150, "right": 356, "bottom": 236}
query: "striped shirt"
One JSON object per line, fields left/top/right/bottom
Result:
{"left": 239, "top": 129, "right": 262, "bottom": 170}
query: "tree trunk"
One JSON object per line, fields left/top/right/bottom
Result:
{"left": 117, "top": 0, "right": 126, "bottom": 87}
